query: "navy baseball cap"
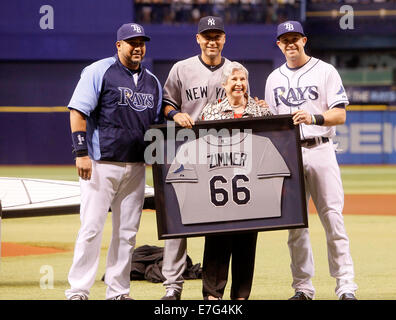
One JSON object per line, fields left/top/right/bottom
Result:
{"left": 277, "top": 21, "right": 305, "bottom": 39}
{"left": 198, "top": 16, "right": 225, "bottom": 34}
{"left": 117, "top": 23, "right": 150, "bottom": 42}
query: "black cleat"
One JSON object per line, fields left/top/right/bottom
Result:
{"left": 161, "top": 289, "right": 181, "bottom": 300}
{"left": 203, "top": 295, "right": 222, "bottom": 300}
{"left": 339, "top": 293, "right": 357, "bottom": 300}
{"left": 111, "top": 294, "right": 134, "bottom": 300}
{"left": 289, "top": 291, "right": 312, "bottom": 300}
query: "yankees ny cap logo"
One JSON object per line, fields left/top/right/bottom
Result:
{"left": 207, "top": 18, "right": 215, "bottom": 26}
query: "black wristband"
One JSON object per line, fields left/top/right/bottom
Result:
{"left": 74, "top": 149, "right": 89, "bottom": 157}
{"left": 72, "top": 131, "right": 88, "bottom": 157}
{"left": 313, "top": 114, "right": 325, "bottom": 126}
{"left": 167, "top": 109, "right": 180, "bottom": 120}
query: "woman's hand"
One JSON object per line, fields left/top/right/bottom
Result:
{"left": 254, "top": 97, "right": 270, "bottom": 109}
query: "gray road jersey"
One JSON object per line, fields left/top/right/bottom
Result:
{"left": 165, "top": 132, "right": 291, "bottom": 225}
{"left": 163, "top": 56, "right": 232, "bottom": 121}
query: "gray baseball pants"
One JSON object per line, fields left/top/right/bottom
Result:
{"left": 162, "top": 238, "right": 187, "bottom": 292}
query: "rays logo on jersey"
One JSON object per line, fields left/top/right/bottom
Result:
{"left": 336, "top": 85, "right": 348, "bottom": 99}
{"left": 118, "top": 87, "right": 154, "bottom": 111}
{"left": 273, "top": 85, "right": 319, "bottom": 107}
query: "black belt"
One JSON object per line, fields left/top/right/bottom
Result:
{"left": 301, "top": 137, "right": 329, "bottom": 148}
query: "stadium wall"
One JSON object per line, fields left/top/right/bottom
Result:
{"left": 1, "top": 108, "right": 396, "bottom": 165}
{"left": 335, "top": 108, "right": 396, "bottom": 164}
{"left": 1, "top": 0, "right": 395, "bottom": 165}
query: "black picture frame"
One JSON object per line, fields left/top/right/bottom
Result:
{"left": 150, "top": 115, "right": 308, "bottom": 239}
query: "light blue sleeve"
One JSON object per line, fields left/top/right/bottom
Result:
{"left": 67, "top": 57, "right": 116, "bottom": 116}
{"left": 145, "top": 69, "right": 163, "bottom": 123}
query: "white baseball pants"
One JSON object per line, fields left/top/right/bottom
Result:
{"left": 288, "top": 141, "right": 358, "bottom": 298}
{"left": 65, "top": 160, "right": 145, "bottom": 300}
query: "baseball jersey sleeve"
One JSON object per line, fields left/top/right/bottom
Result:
{"left": 68, "top": 57, "right": 116, "bottom": 116}
{"left": 165, "top": 140, "right": 199, "bottom": 182}
{"left": 162, "top": 64, "right": 182, "bottom": 110}
{"left": 256, "top": 137, "right": 290, "bottom": 178}
{"left": 264, "top": 73, "right": 278, "bottom": 115}
{"left": 165, "top": 163, "right": 198, "bottom": 183}
{"left": 145, "top": 69, "right": 165, "bottom": 124}
{"left": 326, "top": 65, "right": 349, "bottom": 109}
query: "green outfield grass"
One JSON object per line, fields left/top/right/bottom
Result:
{"left": 340, "top": 165, "right": 396, "bottom": 194}
{"left": 0, "top": 165, "right": 395, "bottom": 300}
{"left": 0, "top": 165, "right": 154, "bottom": 186}
{"left": 1, "top": 212, "right": 396, "bottom": 300}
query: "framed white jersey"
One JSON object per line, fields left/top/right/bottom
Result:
{"left": 165, "top": 133, "right": 291, "bottom": 224}
{"left": 150, "top": 115, "right": 308, "bottom": 239}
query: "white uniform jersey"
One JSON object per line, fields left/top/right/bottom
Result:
{"left": 265, "top": 57, "right": 357, "bottom": 297}
{"left": 265, "top": 57, "right": 349, "bottom": 139}
{"left": 163, "top": 55, "right": 232, "bottom": 121}
{"left": 165, "top": 132, "right": 290, "bottom": 225}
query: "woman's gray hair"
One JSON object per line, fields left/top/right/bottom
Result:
{"left": 221, "top": 61, "right": 250, "bottom": 94}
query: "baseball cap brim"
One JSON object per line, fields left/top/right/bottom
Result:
{"left": 199, "top": 27, "right": 225, "bottom": 34}
{"left": 120, "top": 35, "right": 151, "bottom": 42}
{"left": 277, "top": 31, "right": 305, "bottom": 39}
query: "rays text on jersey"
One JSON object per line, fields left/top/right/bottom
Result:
{"left": 118, "top": 87, "right": 154, "bottom": 111}
{"left": 274, "top": 85, "right": 319, "bottom": 107}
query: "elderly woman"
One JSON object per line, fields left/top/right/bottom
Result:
{"left": 199, "top": 61, "right": 272, "bottom": 300}
{"left": 200, "top": 61, "right": 271, "bottom": 121}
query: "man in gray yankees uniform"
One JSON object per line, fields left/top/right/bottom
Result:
{"left": 160, "top": 15, "right": 231, "bottom": 300}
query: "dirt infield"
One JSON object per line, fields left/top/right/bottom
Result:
{"left": 309, "top": 194, "right": 396, "bottom": 216}
{"left": 1, "top": 243, "right": 67, "bottom": 257}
